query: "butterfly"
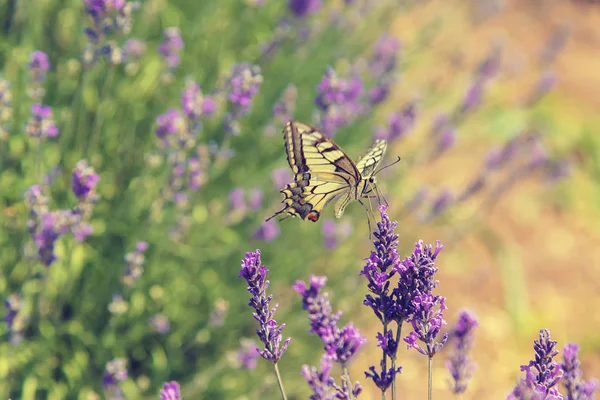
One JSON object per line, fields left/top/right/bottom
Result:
{"left": 266, "top": 120, "right": 395, "bottom": 229}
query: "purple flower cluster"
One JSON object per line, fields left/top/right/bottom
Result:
{"left": 24, "top": 161, "right": 99, "bottom": 266}
{"left": 373, "top": 101, "right": 417, "bottom": 142}
{"left": 83, "top": 0, "right": 140, "bottom": 65}
{"left": 236, "top": 338, "right": 261, "bottom": 370}
{"left": 3, "top": 293, "right": 26, "bottom": 344}
{"left": 160, "top": 381, "right": 182, "bottom": 400}
{"left": 0, "top": 76, "right": 12, "bottom": 141}
{"left": 27, "top": 51, "right": 50, "bottom": 101}
{"left": 121, "top": 241, "right": 149, "bottom": 287}
{"left": 252, "top": 219, "right": 281, "bottom": 242}
{"left": 561, "top": 343, "right": 598, "bottom": 400}
{"left": 25, "top": 103, "right": 59, "bottom": 139}
{"left": 159, "top": 27, "right": 184, "bottom": 72}
{"left": 238, "top": 250, "right": 291, "bottom": 364}
{"left": 181, "top": 79, "right": 216, "bottom": 127}
{"left": 224, "top": 63, "right": 263, "bottom": 135}
{"left": 288, "top": 0, "right": 322, "bottom": 18}
{"left": 508, "top": 329, "right": 563, "bottom": 400}
{"left": 445, "top": 310, "right": 479, "bottom": 394}
{"left": 228, "top": 187, "right": 264, "bottom": 213}
{"left": 524, "top": 70, "right": 557, "bottom": 107}
{"left": 367, "top": 34, "right": 401, "bottom": 106}
{"left": 103, "top": 358, "right": 128, "bottom": 398}
{"left": 361, "top": 206, "right": 447, "bottom": 391}
{"left": 294, "top": 275, "right": 364, "bottom": 398}
{"left": 314, "top": 67, "right": 365, "bottom": 136}
{"left": 456, "top": 44, "right": 501, "bottom": 116}
{"left": 429, "top": 113, "right": 456, "bottom": 161}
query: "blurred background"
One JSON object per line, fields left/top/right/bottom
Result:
{"left": 1, "top": 0, "right": 600, "bottom": 399}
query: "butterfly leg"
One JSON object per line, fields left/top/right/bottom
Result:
{"left": 358, "top": 199, "right": 374, "bottom": 239}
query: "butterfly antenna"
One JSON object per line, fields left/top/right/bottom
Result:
{"left": 374, "top": 156, "right": 402, "bottom": 176}
{"left": 265, "top": 207, "right": 286, "bottom": 222}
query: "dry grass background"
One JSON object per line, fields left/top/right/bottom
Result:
{"left": 337, "top": 1, "right": 600, "bottom": 399}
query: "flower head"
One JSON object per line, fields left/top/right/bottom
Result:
{"left": 561, "top": 343, "right": 599, "bottom": 400}
{"left": 181, "top": 79, "right": 216, "bottom": 124}
{"left": 72, "top": 160, "right": 100, "bottom": 201}
{"left": 446, "top": 310, "right": 479, "bottom": 394}
{"left": 253, "top": 219, "right": 281, "bottom": 242}
{"left": 160, "top": 381, "right": 181, "bottom": 400}
{"left": 288, "top": 0, "right": 321, "bottom": 18}
{"left": 25, "top": 104, "right": 59, "bottom": 139}
{"left": 238, "top": 250, "right": 291, "bottom": 363}
{"left": 508, "top": 329, "right": 563, "bottom": 400}
{"left": 158, "top": 27, "right": 184, "bottom": 71}
{"left": 236, "top": 338, "right": 261, "bottom": 370}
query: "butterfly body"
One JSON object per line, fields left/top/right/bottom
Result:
{"left": 267, "top": 120, "right": 387, "bottom": 223}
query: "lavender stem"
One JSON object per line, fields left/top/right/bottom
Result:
{"left": 342, "top": 364, "right": 355, "bottom": 400}
{"left": 428, "top": 356, "right": 433, "bottom": 400}
{"left": 273, "top": 363, "right": 287, "bottom": 400}
{"left": 391, "top": 321, "right": 403, "bottom": 400}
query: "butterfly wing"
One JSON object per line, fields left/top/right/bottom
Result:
{"left": 267, "top": 121, "right": 361, "bottom": 222}
{"left": 355, "top": 139, "right": 388, "bottom": 177}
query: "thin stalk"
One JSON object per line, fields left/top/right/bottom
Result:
{"left": 62, "top": 68, "right": 86, "bottom": 159}
{"left": 391, "top": 320, "right": 403, "bottom": 400}
{"left": 342, "top": 364, "right": 355, "bottom": 400}
{"left": 381, "top": 320, "right": 388, "bottom": 400}
{"left": 428, "top": 355, "right": 433, "bottom": 400}
{"left": 86, "top": 66, "right": 115, "bottom": 157}
{"left": 273, "top": 363, "right": 287, "bottom": 400}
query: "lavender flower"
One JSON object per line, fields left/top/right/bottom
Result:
{"left": 446, "top": 310, "right": 479, "bottom": 394}
{"left": 238, "top": 250, "right": 291, "bottom": 363}
{"left": 248, "top": 189, "right": 264, "bottom": 210}
{"left": 0, "top": 76, "right": 12, "bottom": 141}
{"left": 314, "top": 68, "right": 365, "bottom": 136}
{"left": 25, "top": 104, "right": 59, "bottom": 139}
{"left": 123, "top": 38, "right": 146, "bottom": 62}
{"left": 103, "top": 358, "right": 128, "bottom": 399}
{"left": 322, "top": 219, "right": 352, "bottom": 249}
{"left": 288, "top": 0, "right": 321, "bottom": 18}
{"left": 27, "top": 51, "right": 50, "bottom": 101}
{"left": 4, "top": 293, "right": 26, "bottom": 343}
{"left": 369, "top": 34, "right": 401, "bottom": 77}
{"left": 561, "top": 343, "right": 599, "bottom": 400}
{"left": 72, "top": 160, "right": 100, "bottom": 200}
{"left": 525, "top": 70, "right": 557, "bottom": 107}
{"left": 272, "top": 168, "right": 293, "bottom": 189}
{"left": 160, "top": 381, "right": 181, "bottom": 400}
{"left": 374, "top": 101, "right": 417, "bottom": 141}
{"left": 83, "top": 0, "right": 140, "bottom": 65}
{"left": 237, "top": 338, "right": 261, "bottom": 370}
{"left": 302, "top": 354, "right": 337, "bottom": 400}
{"left": 228, "top": 188, "right": 246, "bottom": 212}
{"left": 33, "top": 212, "right": 70, "bottom": 266}
{"left": 158, "top": 27, "right": 184, "bottom": 71}
{"left": 181, "top": 78, "right": 216, "bottom": 124}
{"left": 425, "top": 189, "right": 454, "bottom": 220}
{"left": 122, "top": 241, "right": 148, "bottom": 287}
{"left": 508, "top": 329, "right": 563, "bottom": 400}
{"left": 252, "top": 219, "right": 281, "bottom": 242}
{"left": 404, "top": 294, "right": 449, "bottom": 357}
{"left": 224, "top": 63, "right": 263, "bottom": 134}
{"left": 149, "top": 314, "right": 170, "bottom": 334}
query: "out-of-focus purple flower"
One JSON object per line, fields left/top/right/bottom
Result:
{"left": 33, "top": 212, "right": 69, "bottom": 267}
{"left": 370, "top": 34, "right": 401, "bottom": 77}
{"left": 103, "top": 358, "right": 128, "bottom": 391}
{"left": 227, "top": 63, "right": 263, "bottom": 113}
{"left": 158, "top": 27, "right": 184, "bottom": 71}
{"left": 288, "top": 0, "right": 321, "bottom": 18}
{"left": 561, "top": 343, "right": 599, "bottom": 400}
{"left": 446, "top": 310, "right": 479, "bottom": 394}
{"left": 368, "top": 84, "right": 390, "bottom": 106}
{"left": 123, "top": 38, "right": 146, "bottom": 62}
{"left": 27, "top": 51, "right": 50, "bottom": 100}
{"left": 4, "top": 293, "right": 26, "bottom": 343}
{"left": 475, "top": 42, "right": 502, "bottom": 80}
{"left": 460, "top": 78, "right": 485, "bottom": 114}
{"left": 25, "top": 103, "right": 59, "bottom": 138}
{"left": 525, "top": 70, "right": 557, "bottom": 106}
{"left": 426, "top": 189, "right": 454, "bottom": 220}
{"left": 83, "top": 0, "right": 139, "bottom": 65}
{"left": 457, "top": 174, "right": 486, "bottom": 203}
{"left": 181, "top": 79, "right": 216, "bottom": 124}
{"left": 248, "top": 189, "right": 264, "bottom": 210}
{"left": 237, "top": 338, "right": 261, "bottom": 370}
{"left": 0, "top": 76, "right": 12, "bottom": 141}
{"left": 155, "top": 109, "right": 183, "bottom": 140}
{"left": 401, "top": 186, "right": 428, "bottom": 216}
{"left": 208, "top": 298, "right": 229, "bottom": 327}
{"left": 228, "top": 188, "right": 246, "bottom": 211}
{"left": 253, "top": 219, "right": 281, "bottom": 242}
{"left": 238, "top": 250, "right": 291, "bottom": 364}
{"left": 272, "top": 168, "right": 294, "bottom": 189}
{"left": 72, "top": 160, "right": 100, "bottom": 201}
{"left": 508, "top": 329, "right": 564, "bottom": 400}
{"left": 321, "top": 219, "right": 352, "bottom": 250}
{"left": 273, "top": 84, "right": 297, "bottom": 124}
{"left": 149, "top": 314, "right": 170, "bottom": 334}
{"left": 433, "top": 125, "right": 457, "bottom": 159}
{"left": 540, "top": 25, "right": 571, "bottom": 66}
{"left": 302, "top": 354, "right": 337, "bottom": 399}
{"left": 122, "top": 241, "right": 148, "bottom": 287}
{"left": 544, "top": 159, "right": 571, "bottom": 185}
{"left": 374, "top": 101, "right": 417, "bottom": 141}
{"left": 314, "top": 68, "right": 365, "bottom": 136}
{"left": 160, "top": 381, "right": 181, "bottom": 400}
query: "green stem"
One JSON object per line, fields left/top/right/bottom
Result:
{"left": 391, "top": 320, "right": 403, "bottom": 400}
{"left": 86, "top": 66, "right": 115, "bottom": 157}
{"left": 62, "top": 68, "right": 86, "bottom": 160}
{"left": 342, "top": 364, "right": 355, "bottom": 400}
{"left": 273, "top": 362, "right": 287, "bottom": 400}
{"left": 428, "top": 355, "right": 433, "bottom": 400}
{"left": 381, "top": 320, "right": 388, "bottom": 400}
